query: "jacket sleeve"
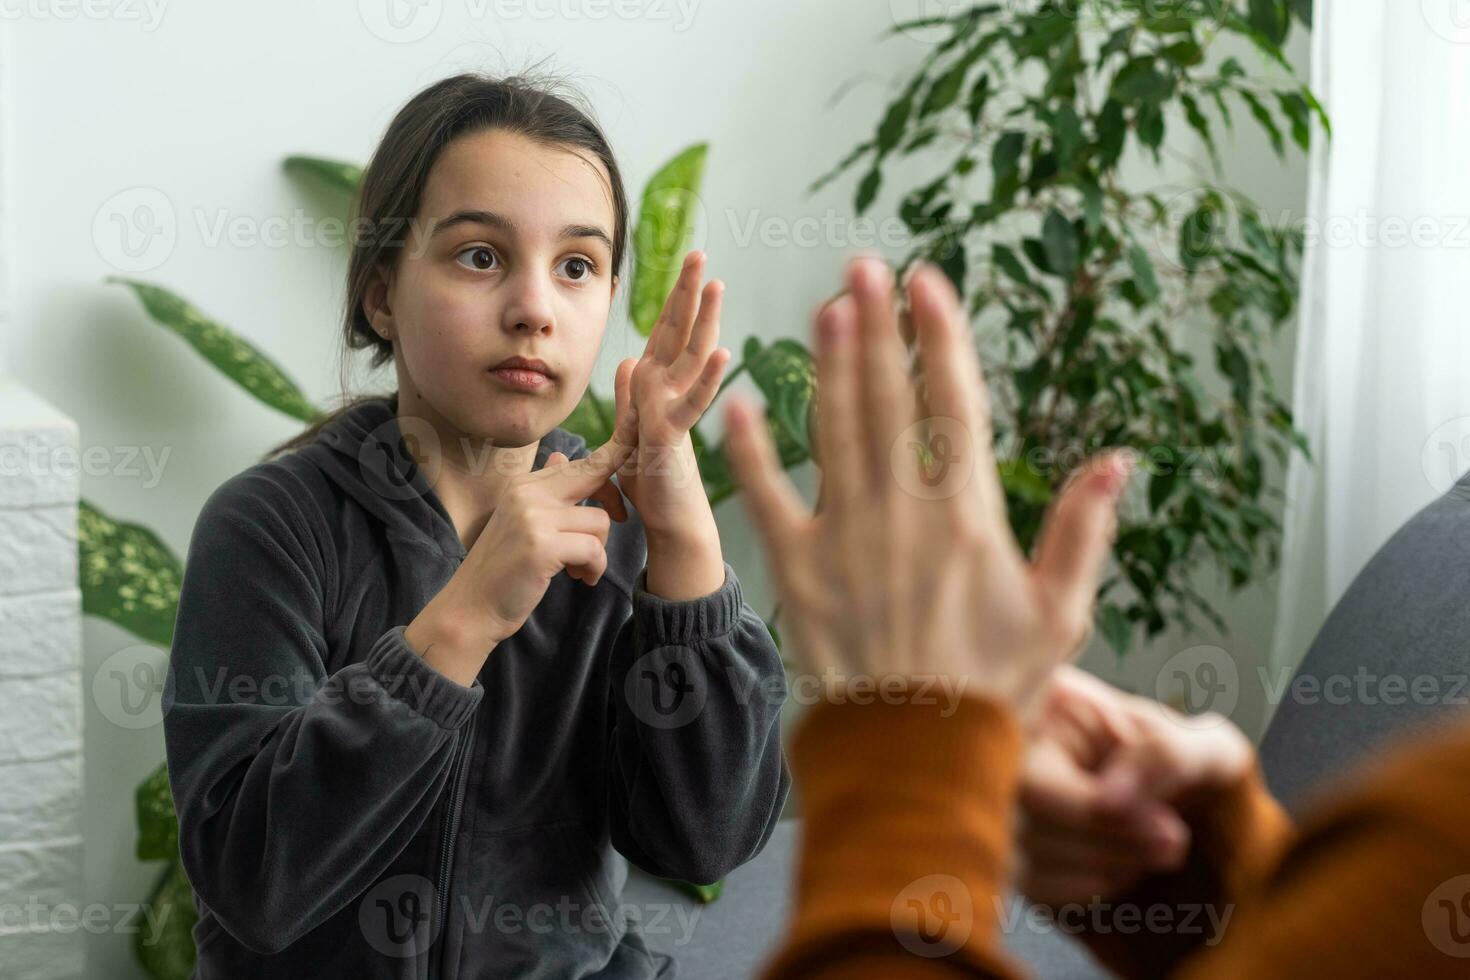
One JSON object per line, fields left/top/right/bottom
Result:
{"left": 162, "top": 471, "right": 482, "bottom": 954}
{"left": 605, "top": 561, "right": 791, "bottom": 884}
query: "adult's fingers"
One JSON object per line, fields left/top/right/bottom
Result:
{"left": 1031, "top": 451, "right": 1132, "bottom": 650}
{"left": 1018, "top": 822, "right": 1163, "bottom": 875}
{"left": 848, "top": 256, "right": 914, "bottom": 488}
{"left": 907, "top": 262, "right": 1006, "bottom": 525}
{"left": 1020, "top": 739, "right": 1109, "bottom": 828}
{"left": 812, "top": 295, "right": 864, "bottom": 520}
{"left": 725, "top": 394, "right": 807, "bottom": 568}
{"left": 1019, "top": 866, "right": 1134, "bottom": 909}
{"left": 652, "top": 251, "right": 705, "bottom": 365}
{"left": 671, "top": 279, "right": 723, "bottom": 387}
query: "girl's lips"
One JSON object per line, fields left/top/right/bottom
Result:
{"left": 488, "top": 367, "right": 552, "bottom": 391}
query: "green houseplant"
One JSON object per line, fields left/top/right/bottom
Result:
{"left": 813, "top": 0, "right": 1323, "bottom": 654}
{"left": 86, "top": 145, "right": 808, "bottom": 978}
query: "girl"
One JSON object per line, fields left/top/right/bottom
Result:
{"left": 162, "top": 73, "right": 789, "bottom": 979}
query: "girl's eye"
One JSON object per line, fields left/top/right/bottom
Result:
{"left": 556, "top": 256, "right": 595, "bottom": 282}
{"left": 455, "top": 246, "right": 499, "bottom": 271}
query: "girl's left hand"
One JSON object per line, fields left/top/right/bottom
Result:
{"left": 612, "top": 250, "right": 731, "bottom": 536}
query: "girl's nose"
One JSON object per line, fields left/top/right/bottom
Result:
{"left": 501, "top": 269, "right": 555, "bottom": 335}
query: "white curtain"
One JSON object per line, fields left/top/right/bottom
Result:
{"left": 1271, "top": 1, "right": 1470, "bottom": 671}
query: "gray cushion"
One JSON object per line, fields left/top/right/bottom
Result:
{"left": 626, "top": 823, "right": 1106, "bottom": 979}
{"left": 1259, "top": 472, "right": 1470, "bottom": 812}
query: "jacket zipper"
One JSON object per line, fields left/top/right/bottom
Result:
{"left": 431, "top": 715, "right": 474, "bottom": 979}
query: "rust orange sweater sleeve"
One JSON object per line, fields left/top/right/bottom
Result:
{"left": 758, "top": 695, "right": 1029, "bottom": 980}
{"left": 760, "top": 691, "right": 1470, "bottom": 980}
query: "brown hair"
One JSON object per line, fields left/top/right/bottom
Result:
{"left": 264, "top": 70, "right": 630, "bottom": 460}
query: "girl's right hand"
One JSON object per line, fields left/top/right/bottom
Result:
{"left": 406, "top": 408, "right": 638, "bottom": 686}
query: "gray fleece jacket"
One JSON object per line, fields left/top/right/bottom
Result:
{"left": 161, "top": 394, "right": 790, "bottom": 979}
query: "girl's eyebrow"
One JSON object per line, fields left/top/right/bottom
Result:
{"left": 430, "top": 208, "right": 613, "bottom": 254}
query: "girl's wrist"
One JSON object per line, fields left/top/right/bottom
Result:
{"left": 404, "top": 592, "right": 503, "bottom": 688}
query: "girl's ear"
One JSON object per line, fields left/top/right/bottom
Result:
{"left": 363, "top": 262, "right": 397, "bottom": 340}
{"left": 609, "top": 273, "right": 620, "bottom": 302}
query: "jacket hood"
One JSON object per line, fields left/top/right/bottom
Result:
{"left": 295, "top": 393, "right": 590, "bottom": 559}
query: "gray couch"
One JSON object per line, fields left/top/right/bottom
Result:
{"left": 628, "top": 471, "right": 1470, "bottom": 977}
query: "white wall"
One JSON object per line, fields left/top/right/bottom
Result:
{"left": 4, "top": 4, "right": 1308, "bottom": 977}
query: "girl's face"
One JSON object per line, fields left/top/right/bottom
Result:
{"left": 372, "top": 128, "right": 619, "bottom": 450}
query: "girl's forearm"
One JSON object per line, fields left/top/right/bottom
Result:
{"left": 645, "top": 519, "right": 726, "bottom": 599}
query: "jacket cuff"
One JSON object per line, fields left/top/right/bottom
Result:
{"left": 366, "top": 625, "right": 484, "bottom": 730}
{"left": 633, "top": 560, "right": 744, "bottom": 647}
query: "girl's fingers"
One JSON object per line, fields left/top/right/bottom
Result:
{"left": 670, "top": 279, "right": 723, "bottom": 387}
{"left": 847, "top": 256, "right": 914, "bottom": 489}
{"left": 613, "top": 358, "right": 641, "bottom": 481}
{"left": 725, "top": 394, "right": 807, "bottom": 566}
{"left": 558, "top": 531, "right": 609, "bottom": 587}
{"left": 907, "top": 262, "right": 1006, "bottom": 524}
{"left": 557, "top": 502, "right": 613, "bottom": 544}
{"left": 542, "top": 423, "right": 638, "bottom": 503}
{"left": 1031, "top": 451, "right": 1132, "bottom": 648}
{"left": 585, "top": 478, "right": 628, "bottom": 523}
{"left": 652, "top": 251, "right": 705, "bottom": 365}
{"left": 671, "top": 347, "right": 730, "bottom": 430}
{"left": 812, "top": 296, "right": 863, "bottom": 518}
